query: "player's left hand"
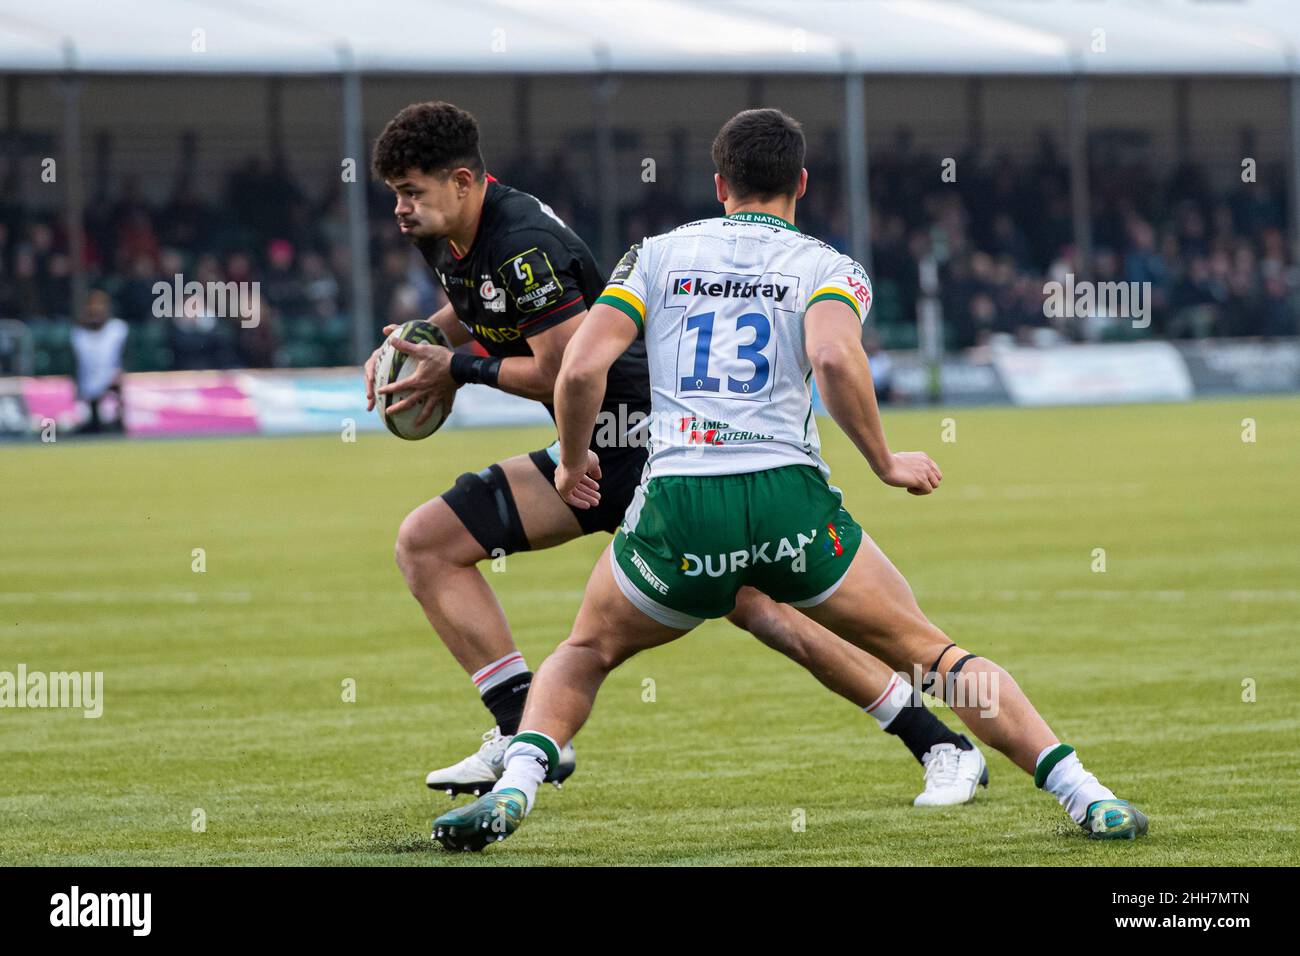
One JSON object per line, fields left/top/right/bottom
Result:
{"left": 880, "top": 450, "right": 942, "bottom": 495}
{"left": 378, "top": 338, "right": 459, "bottom": 426}
{"left": 556, "top": 450, "right": 602, "bottom": 509}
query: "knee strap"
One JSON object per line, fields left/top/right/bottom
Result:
{"left": 442, "top": 464, "right": 531, "bottom": 558}
{"left": 941, "top": 655, "right": 977, "bottom": 707}
{"left": 923, "top": 643, "right": 958, "bottom": 696}
{"left": 949, "top": 653, "right": 980, "bottom": 675}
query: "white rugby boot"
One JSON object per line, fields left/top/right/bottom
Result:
{"left": 913, "top": 737, "right": 989, "bottom": 806}
{"left": 426, "top": 726, "right": 576, "bottom": 797}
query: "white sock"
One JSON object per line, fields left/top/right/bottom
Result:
{"left": 863, "top": 673, "right": 913, "bottom": 729}
{"left": 1037, "top": 745, "right": 1115, "bottom": 824}
{"left": 494, "top": 733, "right": 557, "bottom": 813}
{"left": 472, "top": 651, "right": 529, "bottom": 697}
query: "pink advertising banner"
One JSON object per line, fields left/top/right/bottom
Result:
{"left": 122, "top": 372, "right": 260, "bottom": 436}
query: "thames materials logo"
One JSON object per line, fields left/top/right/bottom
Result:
{"left": 675, "top": 416, "right": 773, "bottom": 446}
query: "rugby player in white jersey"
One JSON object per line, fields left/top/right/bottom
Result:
{"left": 370, "top": 101, "right": 989, "bottom": 810}
{"left": 433, "top": 108, "right": 1148, "bottom": 850}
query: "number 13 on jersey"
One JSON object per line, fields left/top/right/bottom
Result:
{"left": 675, "top": 308, "right": 780, "bottom": 402}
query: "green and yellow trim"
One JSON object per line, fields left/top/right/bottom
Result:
{"left": 596, "top": 285, "right": 646, "bottom": 329}
{"left": 808, "top": 286, "right": 862, "bottom": 319}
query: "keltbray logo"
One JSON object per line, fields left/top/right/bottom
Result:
{"left": 680, "top": 528, "right": 818, "bottom": 577}
{"left": 671, "top": 276, "right": 790, "bottom": 302}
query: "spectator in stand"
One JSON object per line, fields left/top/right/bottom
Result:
{"left": 300, "top": 250, "right": 340, "bottom": 317}
{"left": 1, "top": 136, "right": 1296, "bottom": 370}
{"left": 236, "top": 290, "right": 278, "bottom": 369}
{"left": 70, "top": 290, "right": 128, "bottom": 434}
{"left": 169, "top": 290, "right": 238, "bottom": 370}
{"left": 262, "top": 239, "right": 309, "bottom": 316}
{"left": 118, "top": 253, "right": 161, "bottom": 322}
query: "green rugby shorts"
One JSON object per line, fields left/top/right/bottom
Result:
{"left": 610, "top": 464, "right": 863, "bottom": 628}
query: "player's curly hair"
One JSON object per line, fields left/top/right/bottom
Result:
{"left": 711, "top": 108, "right": 805, "bottom": 200}
{"left": 371, "top": 101, "right": 486, "bottom": 181}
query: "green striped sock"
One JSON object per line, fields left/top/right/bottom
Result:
{"left": 512, "top": 731, "right": 560, "bottom": 772}
{"left": 1034, "top": 743, "right": 1076, "bottom": 789}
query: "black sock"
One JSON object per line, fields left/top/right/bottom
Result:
{"left": 884, "top": 702, "right": 971, "bottom": 764}
{"left": 481, "top": 672, "right": 532, "bottom": 736}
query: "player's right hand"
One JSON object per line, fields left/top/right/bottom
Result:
{"left": 880, "top": 451, "right": 942, "bottom": 495}
{"left": 556, "top": 450, "right": 602, "bottom": 509}
{"left": 363, "top": 324, "right": 402, "bottom": 411}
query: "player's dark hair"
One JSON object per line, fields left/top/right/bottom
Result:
{"left": 371, "top": 101, "right": 486, "bottom": 181}
{"left": 711, "top": 108, "right": 805, "bottom": 200}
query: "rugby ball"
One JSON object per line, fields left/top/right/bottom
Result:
{"left": 374, "top": 320, "right": 456, "bottom": 440}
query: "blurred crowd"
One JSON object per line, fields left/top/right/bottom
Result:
{"left": 862, "top": 130, "right": 1297, "bottom": 348}
{"left": 1, "top": 129, "right": 1295, "bottom": 379}
{"left": 592, "top": 130, "right": 1298, "bottom": 349}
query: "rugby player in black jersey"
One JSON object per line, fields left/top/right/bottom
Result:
{"left": 364, "top": 101, "right": 988, "bottom": 808}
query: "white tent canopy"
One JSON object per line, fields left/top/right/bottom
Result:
{"left": 2, "top": 0, "right": 1299, "bottom": 76}
{"left": 9, "top": 0, "right": 1300, "bottom": 365}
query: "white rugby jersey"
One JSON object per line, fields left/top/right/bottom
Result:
{"left": 595, "top": 211, "right": 872, "bottom": 478}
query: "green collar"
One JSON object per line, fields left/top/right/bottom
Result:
{"left": 726, "top": 211, "right": 799, "bottom": 232}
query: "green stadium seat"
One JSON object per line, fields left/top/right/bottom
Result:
{"left": 880, "top": 320, "right": 918, "bottom": 351}
{"left": 871, "top": 279, "right": 905, "bottom": 328}
{"left": 124, "top": 320, "right": 173, "bottom": 372}
{"left": 278, "top": 341, "right": 327, "bottom": 368}
{"left": 30, "top": 320, "right": 74, "bottom": 377}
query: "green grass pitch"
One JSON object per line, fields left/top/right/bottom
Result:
{"left": 2, "top": 396, "right": 1298, "bottom": 866}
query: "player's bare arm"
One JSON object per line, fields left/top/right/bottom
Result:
{"left": 379, "top": 308, "right": 583, "bottom": 419}
{"left": 429, "top": 300, "right": 471, "bottom": 347}
{"left": 552, "top": 303, "right": 638, "bottom": 508}
{"left": 805, "top": 299, "right": 942, "bottom": 496}
{"left": 494, "top": 311, "right": 583, "bottom": 403}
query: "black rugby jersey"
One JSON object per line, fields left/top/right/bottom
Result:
{"left": 414, "top": 180, "right": 649, "bottom": 417}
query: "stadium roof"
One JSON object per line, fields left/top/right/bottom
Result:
{"left": 1, "top": 0, "right": 1297, "bottom": 75}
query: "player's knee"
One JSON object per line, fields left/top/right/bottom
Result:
{"left": 394, "top": 503, "right": 461, "bottom": 577}
{"left": 393, "top": 519, "right": 424, "bottom": 580}
{"left": 562, "top": 630, "right": 631, "bottom": 673}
